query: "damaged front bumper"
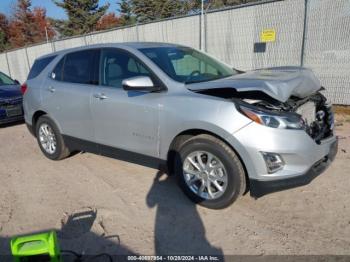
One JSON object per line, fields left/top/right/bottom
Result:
{"left": 249, "top": 138, "right": 338, "bottom": 197}
{"left": 229, "top": 121, "right": 338, "bottom": 197}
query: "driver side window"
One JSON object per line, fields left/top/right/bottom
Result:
{"left": 100, "top": 48, "right": 152, "bottom": 88}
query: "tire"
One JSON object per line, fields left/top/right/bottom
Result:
{"left": 35, "top": 115, "right": 70, "bottom": 160}
{"left": 175, "top": 134, "right": 246, "bottom": 209}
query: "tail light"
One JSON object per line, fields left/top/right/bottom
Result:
{"left": 21, "top": 83, "right": 28, "bottom": 95}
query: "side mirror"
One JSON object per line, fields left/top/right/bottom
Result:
{"left": 14, "top": 79, "right": 20, "bottom": 85}
{"left": 122, "top": 76, "right": 157, "bottom": 92}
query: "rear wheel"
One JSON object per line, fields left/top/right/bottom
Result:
{"left": 175, "top": 134, "right": 246, "bottom": 209}
{"left": 35, "top": 116, "right": 70, "bottom": 160}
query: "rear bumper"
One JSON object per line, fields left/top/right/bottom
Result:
{"left": 249, "top": 138, "right": 338, "bottom": 197}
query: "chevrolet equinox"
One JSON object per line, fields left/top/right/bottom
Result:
{"left": 23, "top": 43, "right": 338, "bottom": 209}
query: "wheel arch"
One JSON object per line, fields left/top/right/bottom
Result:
{"left": 32, "top": 110, "right": 48, "bottom": 137}
{"left": 32, "top": 111, "right": 63, "bottom": 138}
{"left": 166, "top": 128, "right": 250, "bottom": 194}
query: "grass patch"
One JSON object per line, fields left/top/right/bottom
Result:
{"left": 334, "top": 105, "right": 350, "bottom": 115}
{"left": 334, "top": 105, "right": 350, "bottom": 124}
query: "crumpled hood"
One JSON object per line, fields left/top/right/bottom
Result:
{"left": 0, "top": 85, "right": 22, "bottom": 99}
{"left": 187, "top": 66, "right": 321, "bottom": 102}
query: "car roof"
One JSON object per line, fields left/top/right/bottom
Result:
{"left": 38, "top": 42, "right": 185, "bottom": 60}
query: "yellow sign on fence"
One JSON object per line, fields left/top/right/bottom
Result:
{"left": 260, "top": 29, "right": 276, "bottom": 42}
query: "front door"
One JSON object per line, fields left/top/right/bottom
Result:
{"left": 90, "top": 48, "right": 161, "bottom": 158}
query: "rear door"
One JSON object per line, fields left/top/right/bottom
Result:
{"left": 41, "top": 49, "right": 100, "bottom": 141}
{"left": 90, "top": 48, "right": 161, "bottom": 157}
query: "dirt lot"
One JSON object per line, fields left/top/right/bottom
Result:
{"left": 0, "top": 119, "right": 350, "bottom": 257}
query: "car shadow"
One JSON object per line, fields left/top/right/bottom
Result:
{"left": 0, "top": 172, "right": 224, "bottom": 260}
{"left": 0, "top": 152, "right": 223, "bottom": 260}
{"left": 146, "top": 170, "right": 224, "bottom": 256}
{"left": 0, "top": 120, "right": 24, "bottom": 129}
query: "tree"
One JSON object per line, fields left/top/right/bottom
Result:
{"left": 53, "top": 0, "right": 110, "bottom": 36}
{"left": 191, "top": 0, "right": 263, "bottom": 12}
{"left": 32, "top": 7, "right": 55, "bottom": 42}
{"left": 8, "top": 0, "right": 34, "bottom": 47}
{"left": 130, "top": 0, "right": 193, "bottom": 23}
{"left": 155, "top": 0, "right": 190, "bottom": 19}
{"left": 118, "top": 0, "right": 134, "bottom": 26}
{"left": 7, "top": 0, "right": 54, "bottom": 48}
{"left": 96, "top": 13, "right": 121, "bottom": 31}
{"left": 117, "top": 0, "right": 263, "bottom": 25}
{"left": 0, "top": 13, "right": 9, "bottom": 52}
{"left": 48, "top": 18, "right": 65, "bottom": 39}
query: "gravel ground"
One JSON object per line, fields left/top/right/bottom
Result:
{"left": 0, "top": 121, "right": 349, "bottom": 256}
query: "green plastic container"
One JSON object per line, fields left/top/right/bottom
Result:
{"left": 10, "top": 231, "right": 61, "bottom": 262}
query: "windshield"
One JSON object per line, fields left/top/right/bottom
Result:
{"left": 139, "top": 46, "right": 236, "bottom": 84}
{"left": 0, "top": 72, "right": 15, "bottom": 86}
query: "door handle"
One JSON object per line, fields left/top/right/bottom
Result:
{"left": 94, "top": 93, "right": 108, "bottom": 100}
{"left": 48, "top": 86, "right": 55, "bottom": 93}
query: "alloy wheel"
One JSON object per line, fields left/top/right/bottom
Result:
{"left": 182, "top": 151, "right": 228, "bottom": 200}
{"left": 38, "top": 123, "right": 57, "bottom": 155}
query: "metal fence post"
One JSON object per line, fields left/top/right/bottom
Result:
{"left": 83, "top": 35, "right": 87, "bottom": 46}
{"left": 4, "top": 51, "right": 11, "bottom": 78}
{"left": 24, "top": 46, "right": 31, "bottom": 74}
{"left": 204, "top": 9, "right": 208, "bottom": 52}
{"left": 51, "top": 40, "right": 56, "bottom": 52}
{"left": 199, "top": 15, "right": 202, "bottom": 50}
{"left": 200, "top": 0, "right": 204, "bottom": 50}
{"left": 300, "top": 0, "right": 309, "bottom": 67}
{"left": 136, "top": 23, "right": 139, "bottom": 42}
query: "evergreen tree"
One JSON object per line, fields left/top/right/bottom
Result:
{"left": 118, "top": 0, "right": 263, "bottom": 25}
{"left": 118, "top": 0, "right": 134, "bottom": 25}
{"left": 0, "top": 13, "right": 9, "bottom": 52}
{"left": 131, "top": 0, "right": 155, "bottom": 23}
{"left": 130, "top": 0, "right": 193, "bottom": 23}
{"left": 191, "top": 0, "right": 263, "bottom": 12}
{"left": 53, "top": 0, "right": 109, "bottom": 36}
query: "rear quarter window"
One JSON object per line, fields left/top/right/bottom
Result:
{"left": 51, "top": 49, "right": 99, "bottom": 85}
{"left": 28, "top": 56, "right": 56, "bottom": 80}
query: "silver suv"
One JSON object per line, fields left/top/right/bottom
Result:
{"left": 23, "top": 43, "right": 337, "bottom": 209}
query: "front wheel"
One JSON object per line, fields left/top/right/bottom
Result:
{"left": 175, "top": 134, "right": 246, "bottom": 209}
{"left": 35, "top": 116, "right": 70, "bottom": 160}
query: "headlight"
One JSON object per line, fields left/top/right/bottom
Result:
{"left": 238, "top": 105, "right": 304, "bottom": 129}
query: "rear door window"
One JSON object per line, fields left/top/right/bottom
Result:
{"left": 28, "top": 55, "right": 56, "bottom": 80}
{"left": 52, "top": 49, "right": 99, "bottom": 85}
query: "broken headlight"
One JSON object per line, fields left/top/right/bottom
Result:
{"left": 238, "top": 105, "right": 304, "bottom": 130}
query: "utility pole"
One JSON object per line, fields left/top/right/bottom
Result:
{"left": 204, "top": 2, "right": 211, "bottom": 52}
{"left": 300, "top": 0, "right": 309, "bottom": 67}
{"left": 201, "top": 0, "right": 204, "bottom": 50}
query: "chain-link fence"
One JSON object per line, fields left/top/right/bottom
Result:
{"left": 0, "top": 0, "right": 349, "bottom": 104}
